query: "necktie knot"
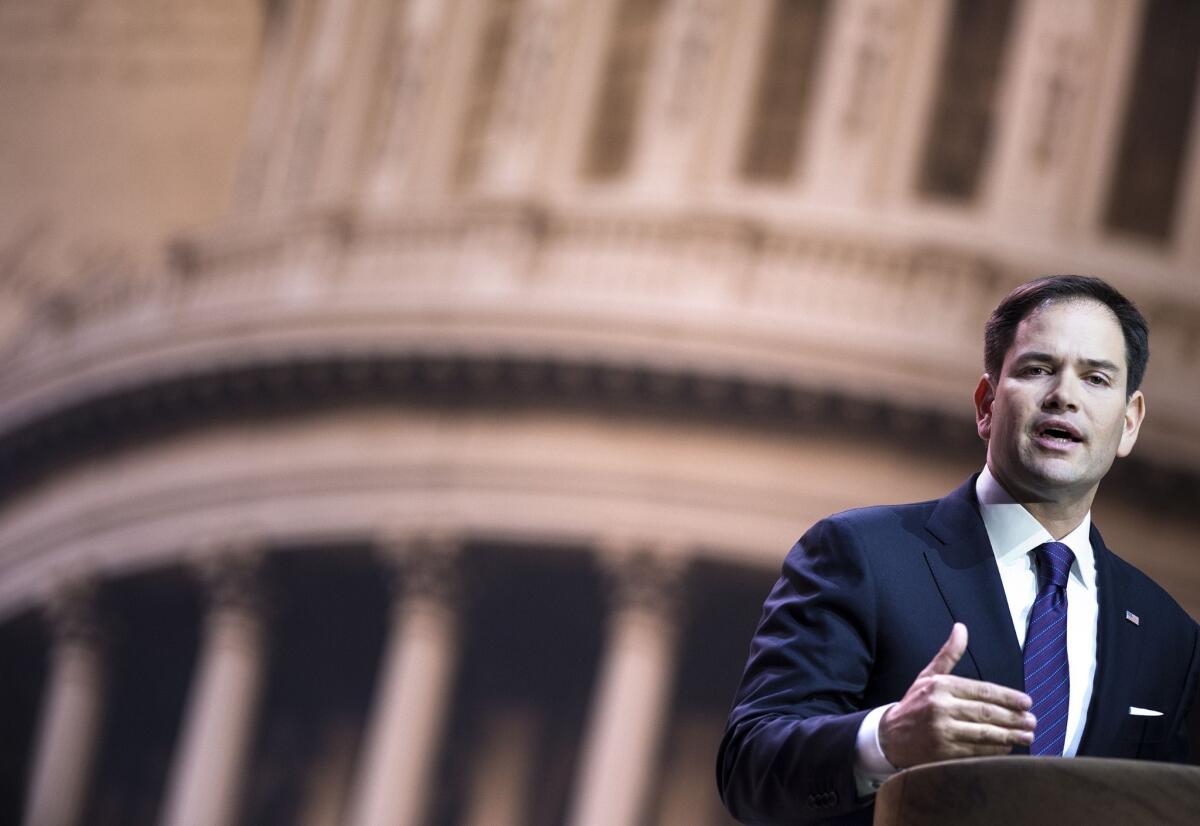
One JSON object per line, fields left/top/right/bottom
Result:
{"left": 1035, "top": 541, "right": 1074, "bottom": 591}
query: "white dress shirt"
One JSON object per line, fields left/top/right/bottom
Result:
{"left": 853, "top": 466, "right": 1100, "bottom": 793}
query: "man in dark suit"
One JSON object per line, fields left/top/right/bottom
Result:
{"left": 717, "top": 275, "right": 1200, "bottom": 825}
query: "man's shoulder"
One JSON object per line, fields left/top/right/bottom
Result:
{"left": 822, "top": 495, "right": 945, "bottom": 532}
{"left": 819, "top": 476, "right": 977, "bottom": 533}
{"left": 794, "top": 495, "right": 949, "bottom": 554}
{"left": 1104, "top": 544, "right": 1197, "bottom": 627}
{"left": 780, "top": 495, "right": 954, "bottom": 583}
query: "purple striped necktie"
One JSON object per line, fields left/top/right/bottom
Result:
{"left": 1024, "top": 541, "right": 1075, "bottom": 756}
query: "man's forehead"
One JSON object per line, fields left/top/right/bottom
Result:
{"left": 1007, "top": 299, "right": 1126, "bottom": 362}
{"left": 1017, "top": 298, "right": 1122, "bottom": 334}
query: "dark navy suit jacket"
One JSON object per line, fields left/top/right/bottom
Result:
{"left": 717, "top": 476, "right": 1200, "bottom": 825}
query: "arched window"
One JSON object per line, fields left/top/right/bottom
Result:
{"left": 583, "top": 0, "right": 667, "bottom": 180}
{"left": 740, "top": 0, "right": 831, "bottom": 182}
{"left": 917, "top": 0, "right": 1016, "bottom": 201}
{"left": 1104, "top": 0, "right": 1200, "bottom": 242}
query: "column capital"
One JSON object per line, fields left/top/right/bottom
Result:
{"left": 597, "top": 545, "right": 687, "bottom": 620}
{"left": 43, "top": 577, "right": 104, "bottom": 649}
{"left": 186, "top": 537, "right": 266, "bottom": 619}
{"left": 374, "top": 531, "right": 463, "bottom": 606}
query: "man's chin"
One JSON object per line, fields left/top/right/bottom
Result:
{"left": 1019, "top": 462, "right": 1096, "bottom": 501}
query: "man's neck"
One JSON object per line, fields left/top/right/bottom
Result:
{"left": 985, "top": 465, "right": 1095, "bottom": 540}
{"left": 1021, "top": 500, "right": 1093, "bottom": 540}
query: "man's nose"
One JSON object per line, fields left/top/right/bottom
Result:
{"left": 1042, "top": 376, "right": 1080, "bottom": 411}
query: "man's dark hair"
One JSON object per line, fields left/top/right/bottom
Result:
{"left": 984, "top": 275, "right": 1150, "bottom": 395}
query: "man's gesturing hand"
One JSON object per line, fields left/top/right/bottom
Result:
{"left": 878, "top": 623, "right": 1036, "bottom": 769}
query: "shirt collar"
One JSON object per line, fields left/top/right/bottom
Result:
{"left": 975, "top": 465, "right": 1095, "bottom": 589}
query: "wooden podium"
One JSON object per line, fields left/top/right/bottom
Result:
{"left": 874, "top": 756, "right": 1200, "bottom": 826}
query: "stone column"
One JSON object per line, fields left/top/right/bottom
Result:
{"left": 1055, "top": 0, "right": 1147, "bottom": 237}
{"left": 233, "top": 0, "right": 317, "bottom": 213}
{"left": 363, "top": 0, "right": 453, "bottom": 205}
{"left": 159, "top": 556, "right": 265, "bottom": 826}
{"left": 568, "top": 552, "right": 683, "bottom": 826}
{"left": 633, "top": 0, "right": 726, "bottom": 193}
{"left": 985, "top": 0, "right": 1106, "bottom": 230}
{"left": 345, "top": 535, "right": 461, "bottom": 826}
{"left": 807, "top": 0, "right": 911, "bottom": 204}
{"left": 265, "top": 0, "right": 362, "bottom": 205}
{"left": 473, "top": 0, "right": 571, "bottom": 195}
{"left": 22, "top": 582, "right": 105, "bottom": 826}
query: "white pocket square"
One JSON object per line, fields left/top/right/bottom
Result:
{"left": 1129, "top": 706, "right": 1163, "bottom": 717}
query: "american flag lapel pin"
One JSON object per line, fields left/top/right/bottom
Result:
{"left": 1125, "top": 610, "right": 1140, "bottom": 626}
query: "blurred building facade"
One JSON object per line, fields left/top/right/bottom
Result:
{"left": 0, "top": 1, "right": 1198, "bottom": 824}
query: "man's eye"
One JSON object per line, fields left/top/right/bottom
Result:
{"left": 1022, "top": 366, "right": 1049, "bottom": 376}
{"left": 1086, "top": 375, "right": 1110, "bottom": 386}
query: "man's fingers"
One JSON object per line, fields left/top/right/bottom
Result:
{"left": 950, "top": 698, "right": 1037, "bottom": 730}
{"left": 939, "top": 675, "right": 1032, "bottom": 711}
{"left": 918, "top": 622, "right": 968, "bottom": 678}
{"left": 948, "top": 720, "right": 1035, "bottom": 748}
{"left": 949, "top": 743, "right": 1015, "bottom": 759}
{"left": 890, "top": 625, "right": 1038, "bottom": 769}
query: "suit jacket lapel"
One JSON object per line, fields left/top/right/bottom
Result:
{"left": 922, "top": 476, "right": 1025, "bottom": 693}
{"left": 1078, "top": 524, "right": 1136, "bottom": 755}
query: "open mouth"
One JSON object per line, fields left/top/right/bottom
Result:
{"left": 1035, "top": 422, "right": 1083, "bottom": 444}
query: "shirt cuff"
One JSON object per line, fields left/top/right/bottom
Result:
{"left": 853, "top": 703, "right": 898, "bottom": 798}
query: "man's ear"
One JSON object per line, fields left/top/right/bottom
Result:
{"left": 1117, "top": 390, "right": 1146, "bottom": 458}
{"left": 974, "top": 374, "right": 994, "bottom": 441}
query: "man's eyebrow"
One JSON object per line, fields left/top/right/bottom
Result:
{"left": 1011, "top": 352, "right": 1122, "bottom": 373}
{"left": 1081, "top": 358, "right": 1121, "bottom": 373}
{"left": 1011, "top": 351, "right": 1056, "bottom": 364}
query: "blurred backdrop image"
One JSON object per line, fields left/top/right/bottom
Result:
{"left": 0, "top": 1, "right": 1197, "bottom": 825}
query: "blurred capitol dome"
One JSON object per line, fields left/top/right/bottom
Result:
{"left": 0, "top": 1, "right": 1197, "bottom": 825}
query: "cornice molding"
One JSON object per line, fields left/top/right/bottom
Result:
{"left": 6, "top": 203, "right": 1198, "bottom": 363}
{"left": 0, "top": 204, "right": 1196, "bottom": 505}
{"left": 0, "top": 351, "right": 1194, "bottom": 515}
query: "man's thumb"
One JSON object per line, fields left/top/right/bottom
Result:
{"left": 920, "top": 622, "right": 967, "bottom": 677}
